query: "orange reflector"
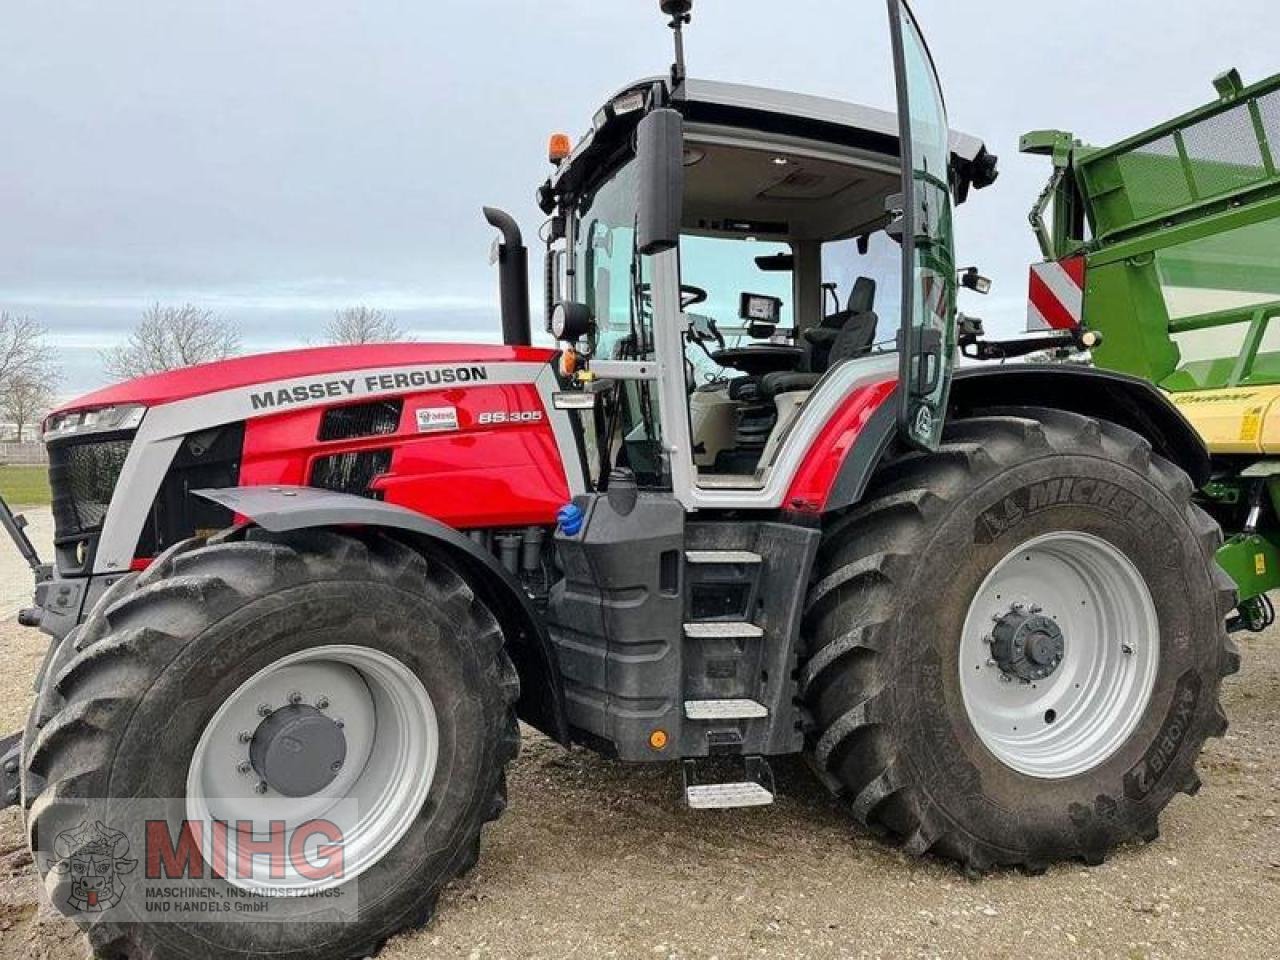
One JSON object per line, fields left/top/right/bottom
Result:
{"left": 559, "top": 348, "right": 578, "bottom": 377}
{"left": 549, "top": 133, "right": 572, "bottom": 164}
{"left": 649, "top": 729, "right": 669, "bottom": 751}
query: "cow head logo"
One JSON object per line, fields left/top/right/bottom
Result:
{"left": 47, "top": 820, "right": 136, "bottom": 912}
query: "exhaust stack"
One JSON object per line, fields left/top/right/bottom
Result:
{"left": 483, "top": 206, "right": 532, "bottom": 347}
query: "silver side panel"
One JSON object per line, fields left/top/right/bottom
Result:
{"left": 535, "top": 363, "right": 588, "bottom": 499}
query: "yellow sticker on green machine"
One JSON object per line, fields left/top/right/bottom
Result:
{"left": 1256, "top": 552, "right": 1268, "bottom": 577}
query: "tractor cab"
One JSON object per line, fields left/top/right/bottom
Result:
{"left": 538, "top": 2, "right": 997, "bottom": 510}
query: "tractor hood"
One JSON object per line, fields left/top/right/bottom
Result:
{"left": 53, "top": 343, "right": 557, "bottom": 415}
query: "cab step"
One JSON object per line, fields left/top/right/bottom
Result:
{"left": 683, "top": 622, "right": 764, "bottom": 640}
{"left": 684, "top": 550, "right": 763, "bottom": 565}
{"left": 684, "top": 698, "right": 769, "bottom": 720}
{"left": 682, "top": 756, "right": 775, "bottom": 810}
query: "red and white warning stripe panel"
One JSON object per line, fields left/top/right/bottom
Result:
{"left": 1027, "top": 256, "right": 1086, "bottom": 332}
{"left": 920, "top": 269, "right": 951, "bottom": 324}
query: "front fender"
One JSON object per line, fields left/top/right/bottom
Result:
{"left": 195, "top": 485, "right": 569, "bottom": 744}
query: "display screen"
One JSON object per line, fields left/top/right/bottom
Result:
{"left": 740, "top": 293, "right": 783, "bottom": 323}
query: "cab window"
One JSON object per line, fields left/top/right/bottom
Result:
{"left": 679, "top": 235, "right": 793, "bottom": 386}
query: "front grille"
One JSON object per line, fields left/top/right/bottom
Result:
{"left": 310, "top": 449, "right": 391, "bottom": 499}
{"left": 48, "top": 436, "right": 133, "bottom": 538}
{"left": 318, "top": 400, "right": 403, "bottom": 442}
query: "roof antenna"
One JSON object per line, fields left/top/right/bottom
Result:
{"left": 660, "top": 1, "right": 693, "bottom": 94}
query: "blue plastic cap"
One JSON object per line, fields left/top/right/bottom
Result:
{"left": 557, "top": 503, "right": 585, "bottom": 537}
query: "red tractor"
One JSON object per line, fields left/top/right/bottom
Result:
{"left": 0, "top": 3, "right": 1237, "bottom": 959}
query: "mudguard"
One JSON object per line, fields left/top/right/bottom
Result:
{"left": 195, "top": 485, "right": 570, "bottom": 744}
{"left": 951, "top": 365, "right": 1212, "bottom": 489}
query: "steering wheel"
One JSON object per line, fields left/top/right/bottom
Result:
{"left": 680, "top": 284, "right": 709, "bottom": 309}
{"left": 637, "top": 283, "right": 708, "bottom": 309}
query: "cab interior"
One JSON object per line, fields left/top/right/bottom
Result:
{"left": 676, "top": 136, "right": 905, "bottom": 484}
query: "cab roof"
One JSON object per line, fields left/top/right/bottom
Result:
{"left": 679, "top": 78, "right": 990, "bottom": 170}
{"left": 547, "top": 76, "right": 997, "bottom": 205}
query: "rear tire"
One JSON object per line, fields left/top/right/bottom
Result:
{"left": 801, "top": 410, "right": 1238, "bottom": 870}
{"left": 22, "top": 527, "right": 519, "bottom": 959}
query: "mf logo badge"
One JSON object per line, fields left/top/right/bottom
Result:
{"left": 47, "top": 820, "right": 137, "bottom": 912}
{"left": 416, "top": 407, "right": 459, "bottom": 433}
{"left": 913, "top": 404, "right": 934, "bottom": 439}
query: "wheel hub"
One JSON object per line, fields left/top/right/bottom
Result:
{"left": 990, "top": 604, "right": 1065, "bottom": 683}
{"left": 249, "top": 704, "right": 347, "bottom": 797}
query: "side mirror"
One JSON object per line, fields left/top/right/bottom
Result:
{"left": 636, "top": 108, "right": 685, "bottom": 256}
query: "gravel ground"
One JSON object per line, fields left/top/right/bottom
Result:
{"left": 0, "top": 509, "right": 1277, "bottom": 959}
{"left": 0, "top": 507, "right": 51, "bottom": 621}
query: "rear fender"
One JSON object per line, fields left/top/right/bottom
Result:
{"left": 949, "top": 365, "right": 1211, "bottom": 488}
{"left": 195, "top": 485, "right": 570, "bottom": 744}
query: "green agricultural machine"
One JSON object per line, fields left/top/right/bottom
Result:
{"left": 1020, "top": 68, "right": 1280, "bottom": 630}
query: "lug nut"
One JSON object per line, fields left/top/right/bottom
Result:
{"left": 333, "top": 718, "right": 345, "bottom": 729}
{"left": 237, "top": 761, "right": 252, "bottom": 775}
{"left": 288, "top": 691, "right": 303, "bottom": 705}
{"left": 257, "top": 703, "right": 273, "bottom": 717}
{"left": 1121, "top": 643, "right": 1135, "bottom": 656}
{"left": 254, "top": 781, "right": 268, "bottom": 795}
{"left": 331, "top": 760, "right": 344, "bottom": 772}
{"left": 315, "top": 697, "right": 330, "bottom": 710}
{"left": 238, "top": 730, "right": 253, "bottom": 744}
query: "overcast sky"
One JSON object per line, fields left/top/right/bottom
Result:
{"left": 2, "top": 1, "right": 1275, "bottom": 397}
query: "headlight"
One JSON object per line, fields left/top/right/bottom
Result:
{"left": 44, "top": 404, "right": 146, "bottom": 441}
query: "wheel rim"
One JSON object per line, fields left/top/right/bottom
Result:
{"left": 186, "top": 645, "right": 438, "bottom": 893}
{"left": 958, "top": 532, "right": 1159, "bottom": 779}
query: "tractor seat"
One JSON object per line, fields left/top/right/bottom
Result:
{"left": 759, "top": 370, "right": 820, "bottom": 400}
{"left": 729, "top": 370, "right": 821, "bottom": 402}
{"left": 806, "top": 276, "right": 879, "bottom": 372}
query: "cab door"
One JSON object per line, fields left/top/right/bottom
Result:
{"left": 888, "top": 0, "right": 957, "bottom": 450}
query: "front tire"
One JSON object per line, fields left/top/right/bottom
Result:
{"left": 23, "top": 527, "right": 519, "bottom": 959}
{"left": 802, "top": 410, "right": 1239, "bottom": 870}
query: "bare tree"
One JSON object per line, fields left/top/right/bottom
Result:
{"left": 0, "top": 313, "right": 57, "bottom": 440}
{"left": 0, "top": 312, "right": 53, "bottom": 389}
{"left": 2, "top": 372, "right": 57, "bottom": 442}
{"left": 325, "top": 306, "right": 406, "bottom": 345}
{"left": 103, "top": 303, "right": 241, "bottom": 380}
